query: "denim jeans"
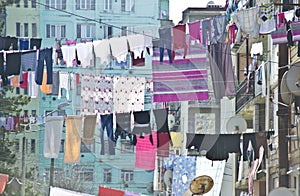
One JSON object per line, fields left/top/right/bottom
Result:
{"left": 35, "top": 48, "right": 53, "bottom": 85}
{"left": 100, "top": 113, "right": 115, "bottom": 155}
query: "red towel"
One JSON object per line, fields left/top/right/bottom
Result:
{"left": 20, "top": 72, "right": 28, "bottom": 89}
{"left": 0, "top": 173, "right": 9, "bottom": 194}
{"left": 98, "top": 186, "right": 124, "bottom": 196}
{"left": 135, "top": 131, "right": 157, "bottom": 170}
{"left": 157, "top": 132, "right": 170, "bottom": 157}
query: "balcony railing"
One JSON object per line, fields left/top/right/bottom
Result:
{"left": 236, "top": 72, "right": 255, "bottom": 113}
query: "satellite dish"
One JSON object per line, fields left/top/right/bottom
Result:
{"left": 226, "top": 115, "right": 247, "bottom": 133}
{"left": 280, "top": 71, "right": 294, "bottom": 104}
{"left": 163, "top": 169, "right": 173, "bottom": 188}
{"left": 168, "top": 114, "right": 175, "bottom": 129}
{"left": 269, "top": 187, "right": 294, "bottom": 196}
{"left": 189, "top": 175, "right": 214, "bottom": 195}
{"left": 286, "top": 63, "right": 300, "bottom": 96}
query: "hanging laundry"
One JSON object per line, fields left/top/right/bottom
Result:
{"left": 188, "top": 20, "right": 201, "bottom": 44}
{"left": 172, "top": 24, "right": 187, "bottom": 60}
{"left": 100, "top": 113, "right": 115, "bottom": 155}
{"left": 211, "top": 15, "right": 228, "bottom": 44}
{"left": 36, "top": 48, "right": 53, "bottom": 85}
{"left": 75, "top": 42, "right": 94, "bottom": 68}
{"left": 132, "top": 110, "right": 152, "bottom": 137}
{"left": 6, "top": 52, "right": 21, "bottom": 76}
{"left": 44, "top": 116, "right": 64, "bottom": 158}
{"left": 259, "top": 3, "right": 276, "bottom": 34}
{"left": 209, "top": 42, "right": 236, "bottom": 99}
{"left": 114, "top": 112, "right": 133, "bottom": 142}
{"left": 58, "top": 71, "right": 70, "bottom": 100}
{"left": 28, "top": 71, "right": 39, "bottom": 98}
{"left": 10, "top": 75, "right": 20, "bottom": 87}
{"left": 113, "top": 76, "right": 145, "bottom": 113}
{"left": 81, "top": 74, "right": 95, "bottom": 115}
{"left": 228, "top": 23, "right": 237, "bottom": 44}
{"left": 20, "top": 72, "right": 28, "bottom": 89}
{"left": 0, "top": 173, "right": 9, "bottom": 194}
{"left": 231, "top": 7, "right": 260, "bottom": 42}
{"left": 170, "top": 132, "right": 182, "bottom": 148}
{"left": 94, "top": 75, "right": 114, "bottom": 114}
{"left": 51, "top": 71, "right": 59, "bottom": 95}
{"left": 172, "top": 156, "right": 197, "bottom": 196}
{"left": 61, "top": 45, "right": 76, "bottom": 67}
{"left": 127, "top": 34, "right": 145, "bottom": 59}
{"left": 158, "top": 26, "right": 173, "bottom": 64}
{"left": 152, "top": 57, "right": 209, "bottom": 102}
{"left": 50, "top": 186, "right": 94, "bottom": 196}
{"left": 135, "top": 131, "right": 157, "bottom": 170}
{"left": 93, "top": 39, "right": 111, "bottom": 66}
{"left": 291, "top": 21, "right": 300, "bottom": 41}
{"left": 20, "top": 50, "right": 37, "bottom": 83}
{"left": 271, "top": 24, "right": 288, "bottom": 45}
{"left": 125, "top": 192, "right": 140, "bottom": 196}
{"left": 19, "top": 38, "right": 29, "bottom": 50}
{"left": 284, "top": 9, "right": 294, "bottom": 22}
{"left": 157, "top": 132, "right": 170, "bottom": 157}
{"left": 64, "top": 116, "right": 82, "bottom": 163}
{"left": 40, "top": 70, "right": 51, "bottom": 94}
{"left": 0, "top": 115, "right": 6, "bottom": 128}
{"left": 5, "top": 116, "right": 14, "bottom": 131}
{"left": 82, "top": 114, "right": 97, "bottom": 145}
{"left": 201, "top": 18, "right": 212, "bottom": 47}
{"left": 98, "top": 186, "right": 124, "bottom": 196}
{"left": 109, "top": 36, "right": 128, "bottom": 63}
{"left": 30, "top": 38, "right": 42, "bottom": 50}
{"left": 250, "top": 42, "right": 263, "bottom": 57}
{"left": 242, "top": 132, "right": 269, "bottom": 161}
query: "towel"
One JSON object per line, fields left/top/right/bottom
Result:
{"left": 75, "top": 42, "right": 93, "bottom": 68}
{"left": 82, "top": 114, "right": 97, "bottom": 145}
{"left": 127, "top": 34, "right": 145, "bottom": 58}
{"left": 44, "top": 116, "right": 64, "bottom": 158}
{"left": 98, "top": 186, "right": 124, "bottom": 196}
{"left": 64, "top": 116, "right": 82, "bottom": 163}
{"left": 170, "top": 132, "right": 182, "bottom": 148}
{"left": 109, "top": 36, "right": 128, "bottom": 62}
{"left": 93, "top": 39, "right": 111, "bottom": 65}
{"left": 0, "top": 173, "right": 9, "bottom": 194}
{"left": 157, "top": 132, "right": 170, "bottom": 157}
{"left": 40, "top": 70, "right": 51, "bottom": 94}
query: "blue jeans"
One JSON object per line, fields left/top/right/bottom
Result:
{"left": 202, "top": 19, "right": 212, "bottom": 47}
{"left": 100, "top": 113, "right": 115, "bottom": 155}
{"left": 35, "top": 48, "right": 53, "bottom": 85}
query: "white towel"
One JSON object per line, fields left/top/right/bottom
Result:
{"left": 93, "top": 39, "right": 111, "bottom": 65}
{"left": 58, "top": 71, "right": 70, "bottom": 100}
{"left": 28, "top": 71, "right": 38, "bottom": 98}
{"left": 75, "top": 42, "right": 93, "bottom": 68}
{"left": 61, "top": 45, "right": 76, "bottom": 67}
{"left": 127, "top": 34, "right": 145, "bottom": 58}
{"left": 109, "top": 36, "right": 128, "bottom": 62}
{"left": 44, "top": 116, "right": 64, "bottom": 158}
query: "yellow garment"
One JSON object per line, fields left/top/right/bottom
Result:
{"left": 40, "top": 70, "right": 51, "bottom": 94}
{"left": 10, "top": 75, "right": 20, "bottom": 87}
{"left": 82, "top": 115, "right": 97, "bottom": 145}
{"left": 64, "top": 116, "right": 82, "bottom": 163}
{"left": 170, "top": 132, "right": 182, "bottom": 148}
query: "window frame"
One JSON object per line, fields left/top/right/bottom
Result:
{"left": 103, "top": 168, "right": 112, "bottom": 183}
{"left": 121, "top": 169, "right": 134, "bottom": 183}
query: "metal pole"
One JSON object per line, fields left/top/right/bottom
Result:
{"left": 49, "top": 158, "right": 55, "bottom": 191}
{"left": 21, "top": 136, "right": 26, "bottom": 196}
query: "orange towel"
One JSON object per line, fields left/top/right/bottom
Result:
{"left": 64, "top": 116, "right": 82, "bottom": 163}
{"left": 10, "top": 75, "right": 20, "bottom": 87}
{"left": 40, "top": 70, "right": 51, "bottom": 94}
{"left": 0, "top": 173, "right": 9, "bottom": 194}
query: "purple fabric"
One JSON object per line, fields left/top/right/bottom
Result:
{"left": 188, "top": 20, "right": 201, "bottom": 41}
{"left": 125, "top": 192, "right": 140, "bottom": 196}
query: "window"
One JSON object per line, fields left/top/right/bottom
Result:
{"left": 31, "top": 0, "right": 36, "bottom": 8}
{"left": 31, "top": 139, "right": 35, "bottom": 153}
{"left": 24, "top": 23, "right": 28, "bottom": 37}
{"left": 76, "top": 24, "right": 95, "bottom": 38}
{"left": 76, "top": 0, "right": 95, "bottom": 10}
{"left": 121, "top": 26, "right": 134, "bottom": 36}
{"left": 59, "top": 139, "right": 64, "bottom": 153}
{"left": 103, "top": 25, "right": 112, "bottom": 39}
{"left": 121, "top": 0, "right": 135, "bottom": 12}
{"left": 121, "top": 169, "right": 134, "bottom": 182}
{"left": 74, "top": 168, "right": 94, "bottom": 181}
{"left": 46, "top": 24, "right": 66, "bottom": 38}
{"left": 104, "top": 0, "right": 112, "bottom": 11}
{"left": 46, "top": 0, "right": 66, "bottom": 10}
{"left": 103, "top": 168, "right": 112, "bottom": 183}
{"left": 121, "top": 141, "right": 134, "bottom": 153}
{"left": 16, "top": 23, "right": 21, "bottom": 37}
{"left": 15, "top": 139, "right": 20, "bottom": 152}
{"left": 32, "top": 23, "right": 37, "bottom": 37}
{"left": 24, "top": 0, "right": 28, "bottom": 8}
{"left": 16, "top": 2, "right": 20, "bottom": 7}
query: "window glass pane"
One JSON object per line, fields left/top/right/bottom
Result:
{"left": 24, "top": 0, "right": 28, "bottom": 8}
{"left": 16, "top": 23, "right": 21, "bottom": 37}
{"left": 31, "top": 0, "right": 36, "bottom": 8}
{"left": 24, "top": 23, "right": 28, "bottom": 37}
{"left": 32, "top": 23, "right": 37, "bottom": 37}
{"left": 46, "top": 24, "right": 50, "bottom": 38}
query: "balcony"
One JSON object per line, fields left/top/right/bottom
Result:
{"left": 236, "top": 72, "right": 255, "bottom": 113}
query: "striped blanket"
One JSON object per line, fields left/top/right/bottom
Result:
{"left": 152, "top": 57, "right": 209, "bottom": 102}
